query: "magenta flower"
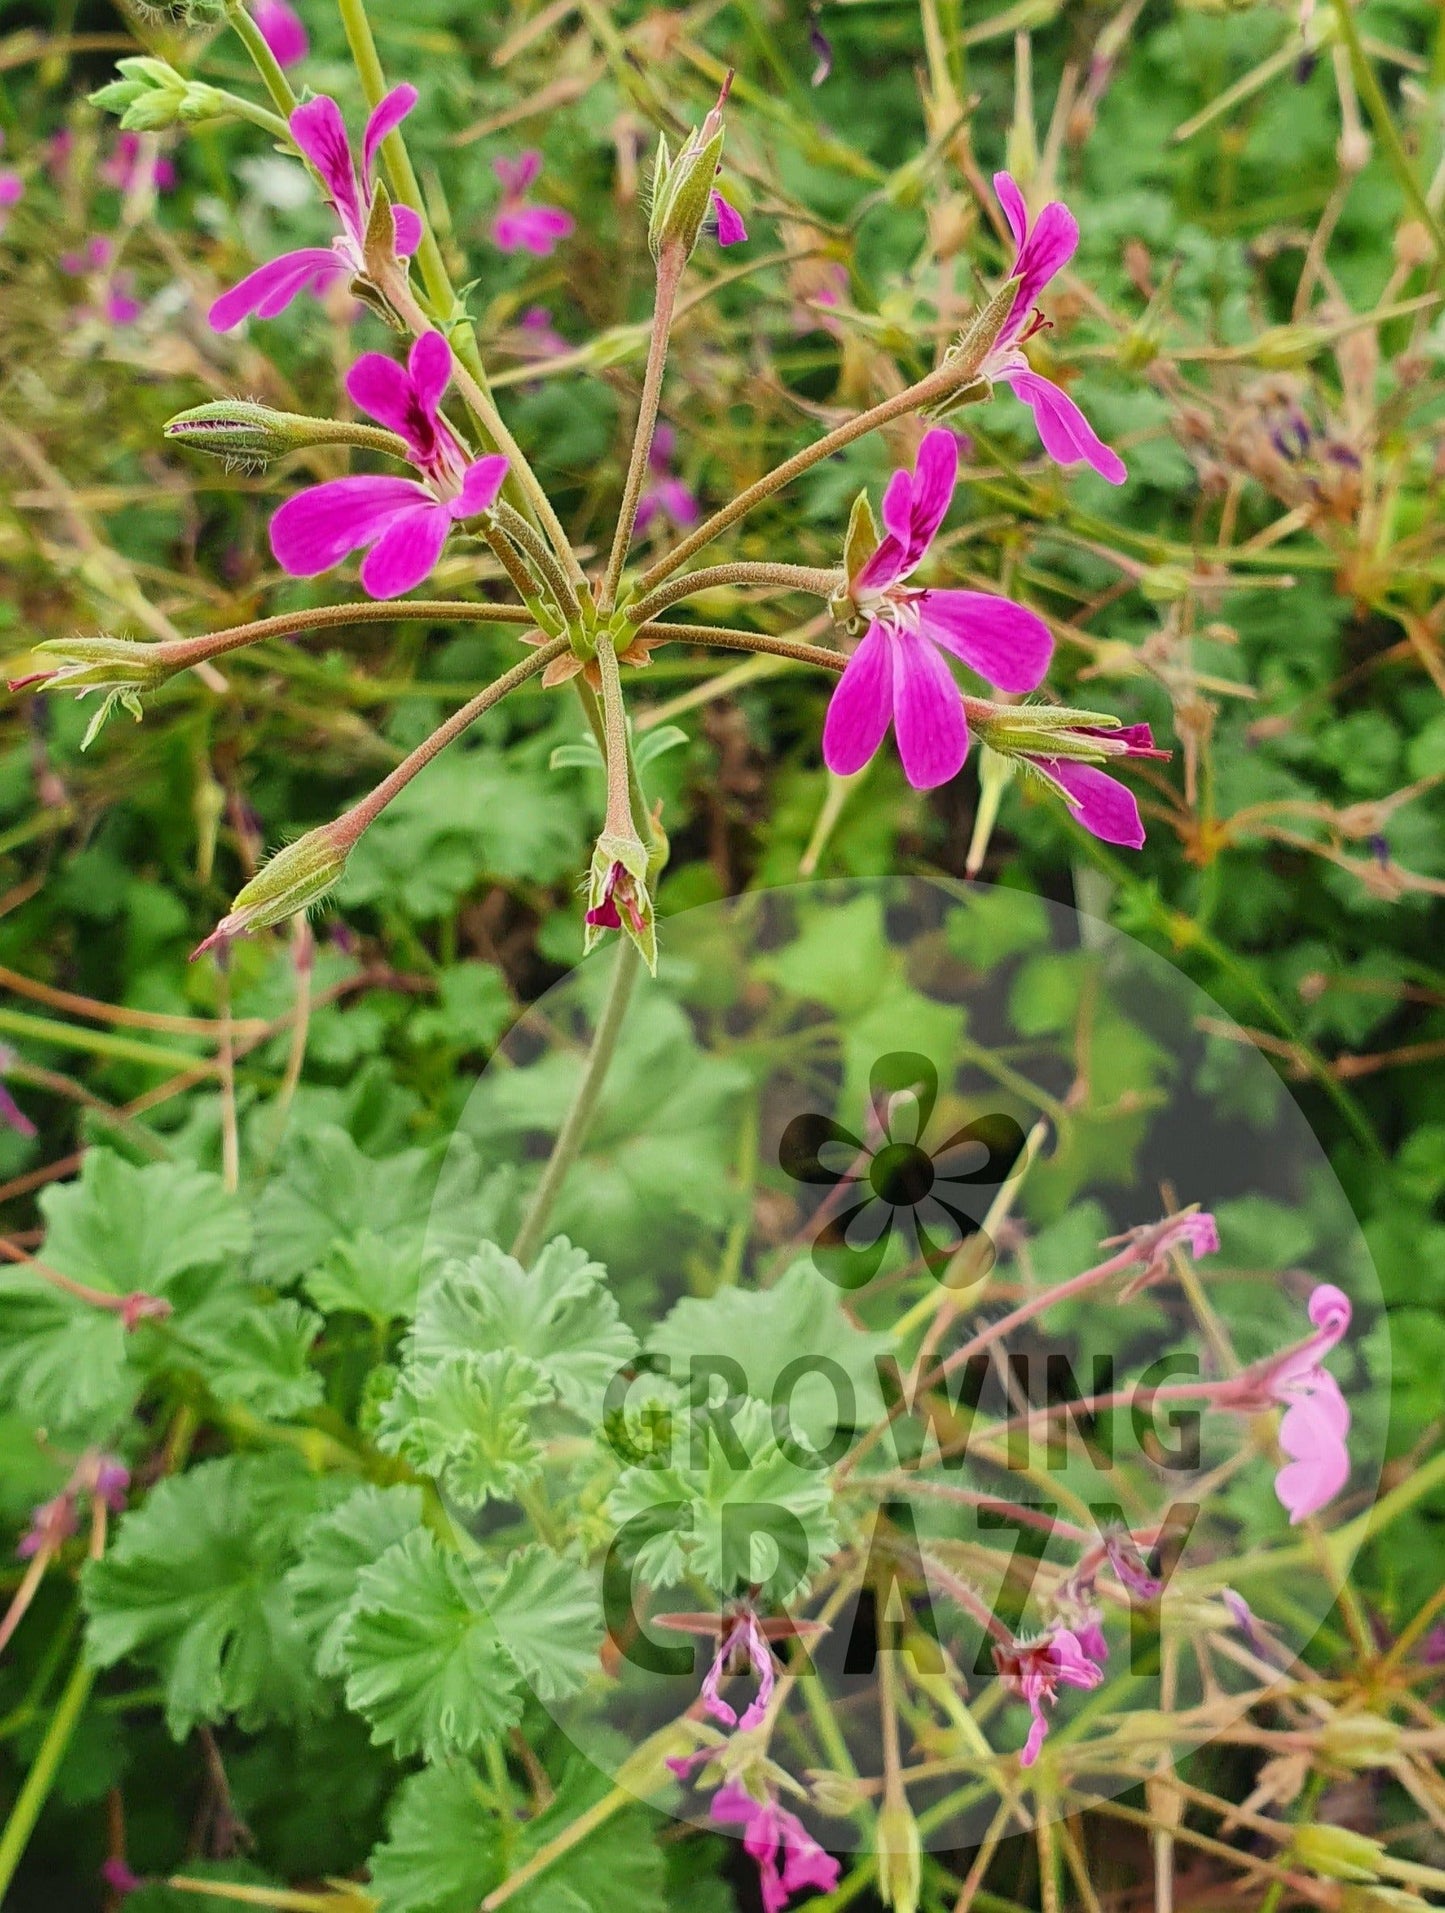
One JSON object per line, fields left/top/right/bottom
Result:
{"left": 585, "top": 861, "right": 650, "bottom": 938}
{"left": 0, "top": 134, "right": 22, "bottom": 233}
{"left": 1018, "top": 720, "right": 1167, "bottom": 850}
{"left": 978, "top": 173, "right": 1125, "bottom": 485}
{"left": 823, "top": 428, "right": 1053, "bottom": 790}
{"left": 710, "top": 1782, "right": 840, "bottom": 1913}
{"left": 995, "top": 1624, "right": 1105, "bottom": 1766}
{"left": 210, "top": 88, "right": 423, "bottom": 331}
{"left": 1213, "top": 1284, "right": 1352, "bottom": 1523}
{"left": 17, "top": 1494, "right": 78, "bottom": 1561}
{"left": 100, "top": 132, "right": 176, "bottom": 196}
{"left": 100, "top": 1859, "right": 143, "bottom": 1897}
{"left": 634, "top": 423, "right": 700, "bottom": 534}
{"left": 270, "top": 331, "right": 508, "bottom": 599}
{"left": 490, "top": 152, "right": 574, "bottom": 257}
{"left": 60, "top": 235, "right": 114, "bottom": 276}
{"left": 711, "top": 190, "right": 747, "bottom": 246}
{"left": 699, "top": 1609, "right": 776, "bottom": 1732}
{"left": 515, "top": 305, "right": 569, "bottom": 360}
{"left": 253, "top": 0, "right": 309, "bottom": 67}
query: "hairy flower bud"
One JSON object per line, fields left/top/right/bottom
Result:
{"left": 584, "top": 831, "right": 657, "bottom": 973}
{"left": 1291, "top": 1826, "right": 1387, "bottom": 1884}
{"left": 1318, "top": 1714, "right": 1403, "bottom": 1768}
{"left": 165, "top": 400, "right": 409, "bottom": 469}
{"left": 11, "top": 633, "right": 177, "bottom": 699}
{"left": 91, "top": 59, "right": 228, "bottom": 133}
{"left": 876, "top": 1797, "right": 922, "bottom": 1913}
{"left": 192, "top": 825, "right": 351, "bottom": 958}
{"left": 648, "top": 76, "right": 732, "bottom": 261}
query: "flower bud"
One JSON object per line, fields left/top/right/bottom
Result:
{"left": 1291, "top": 1826, "right": 1386, "bottom": 1884}
{"left": 192, "top": 825, "right": 350, "bottom": 958}
{"left": 1318, "top": 1713, "right": 1403, "bottom": 1769}
{"left": 10, "top": 633, "right": 176, "bottom": 699}
{"left": 875, "top": 1797, "right": 922, "bottom": 1913}
{"left": 1250, "top": 323, "right": 1328, "bottom": 370}
{"left": 648, "top": 76, "right": 733, "bottom": 262}
{"left": 164, "top": 400, "right": 410, "bottom": 468}
{"left": 808, "top": 1770, "right": 867, "bottom": 1818}
{"left": 91, "top": 59, "right": 228, "bottom": 133}
{"left": 584, "top": 831, "right": 657, "bottom": 973}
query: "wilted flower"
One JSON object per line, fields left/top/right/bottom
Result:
{"left": 710, "top": 1780, "right": 840, "bottom": 1913}
{"left": 269, "top": 331, "right": 508, "bottom": 599}
{"left": 975, "top": 173, "right": 1126, "bottom": 484}
{"left": 253, "top": 0, "right": 309, "bottom": 68}
{"left": 584, "top": 831, "right": 657, "bottom": 971}
{"left": 1216, "top": 1284, "right": 1353, "bottom": 1524}
{"left": 649, "top": 73, "right": 745, "bottom": 260}
{"left": 490, "top": 151, "right": 574, "bottom": 256}
{"left": 209, "top": 87, "right": 422, "bottom": 330}
{"left": 995, "top": 1624, "right": 1105, "bottom": 1765}
{"left": 823, "top": 429, "right": 1053, "bottom": 789}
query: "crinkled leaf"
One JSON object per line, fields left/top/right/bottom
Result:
{"left": 171, "top": 1295, "right": 324, "bottom": 1419}
{"left": 285, "top": 1483, "right": 426, "bottom": 1677}
{"left": 373, "top": 1350, "right": 551, "bottom": 1509}
{"left": 485, "top": 1546, "right": 601, "bottom": 1702}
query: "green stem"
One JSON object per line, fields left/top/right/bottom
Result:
{"left": 0, "top": 1655, "right": 94, "bottom": 1902}
{"left": 223, "top": 0, "right": 298, "bottom": 119}
{"left": 492, "top": 501, "right": 581, "bottom": 623}
{"left": 214, "top": 92, "right": 292, "bottom": 142}
{"left": 1331, "top": 0, "right": 1445, "bottom": 259}
{"left": 593, "top": 641, "right": 638, "bottom": 841}
{"left": 627, "top": 562, "right": 842, "bottom": 625}
{"left": 639, "top": 620, "right": 845, "bottom": 672}
{"left": 600, "top": 245, "right": 685, "bottom": 615}
{"left": 509, "top": 936, "right": 641, "bottom": 1267}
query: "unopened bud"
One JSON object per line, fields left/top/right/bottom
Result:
{"left": 808, "top": 1770, "right": 867, "bottom": 1818}
{"left": 192, "top": 825, "right": 350, "bottom": 958}
{"left": 165, "top": 401, "right": 408, "bottom": 468}
{"left": 648, "top": 76, "right": 732, "bottom": 261}
{"left": 91, "top": 59, "right": 228, "bottom": 133}
{"left": 1342, "top": 1890, "right": 1433, "bottom": 1913}
{"left": 10, "top": 633, "right": 177, "bottom": 699}
{"left": 1138, "top": 563, "right": 1193, "bottom": 604}
{"left": 1291, "top": 1826, "right": 1386, "bottom": 1884}
{"left": 1318, "top": 1714, "right": 1402, "bottom": 1768}
{"left": 876, "top": 1797, "right": 922, "bottom": 1913}
{"left": 1251, "top": 323, "right": 1327, "bottom": 369}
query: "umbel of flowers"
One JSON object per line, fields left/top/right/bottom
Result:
{"left": 18, "top": 24, "right": 1158, "bottom": 979}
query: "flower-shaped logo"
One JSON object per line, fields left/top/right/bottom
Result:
{"left": 778, "top": 1053, "right": 1026, "bottom": 1291}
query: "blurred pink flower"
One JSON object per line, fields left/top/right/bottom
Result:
{"left": 103, "top": 274, "right": 142, "bottom": 326}
{"left": 210, "top": 88, "right": 423, "bottom": 330}
{"left": 17, "top": 1494, "right": 78, "bottom": 1561}
{"left": 491, "top": 151, "right": 573, "bottom": 256}
{"left": 60, "top": 235, "right": 114, "bottom": 275}
{"left": 710, "top": 1781, "right": 839, "bottom": 1913}
{"left": 101, "top": 1858, "right": 143, "bottom": 1897}
{"left": 516, "top": 305, "right": 568, "bottom": 359}
{"left": 270, "top": 331, "right": 507, "bottom": 599}
{"left": 979, "top": 172, "right": 1125, "bottom": 485}
{"left": 0, "top": 1046, "right": 35, "bottom": 1138}
{"left": 253, "top": 0, "right": 309, "bottom": 67}
{"left": 822, "top": 428, "right": 1053, "bottom": 789}
{"left": 635, "top": 423, "right": 700, "bottom": 535}
{"left": 0, "top": 134, "right": 22, "bottom": 232}
{"left": 995, "top": 1625, "right": 1105, "bottom": 1766}
{"left": 101, "top": 132, "right": 176, "bottom": 195}
{"left": 1213, "top": 1284, "right": 1352, "bottom": 1523}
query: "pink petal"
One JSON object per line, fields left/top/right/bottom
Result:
{"left": 892, "top": 627, "right": 969, "bottom": 789}
{"left": 822, "top": 622, "right": 893, "bottom": 776}
{"left": 1014, "top": 199, "right": 1078, "bottom": 312}
{"left": 269, "top": 474, "right": 430, "bottom": 576}
{"left": 1037, "top": 759, "right": 1145, "bottom": 847}
{"left": 408, "top": 329, "right": 452, "bottom": 415}
{"left": 290, "top": 96, "right": 362, "bottom": 237}
{"left": 494, "top": 151, "right": 542, "bottom": 197}
{"left": 253, "top": 0, "right": 309, "bottom": 68}
{"left": 918, "top": 589, "right": 1053, "bottom": 692}
{"left": 508, "top": 205, "right": 574, "bottom": 256}
{"left": 712, "top": 190, "right": 748, "bottom": 245}
{"left": 1309, "top": 1283, "right": 1352, "bottom": 1343}
{"left": 359, "top": 501, "right": 451, "bottom": 598}
{"left": 1276, "top": 1384, "right": 1350, "bottom": 1522}
{"left": 993, "top": 171, "right": 1030, "bottom": 252}
{"left": 1002, "top": 369, "right": 1127, "bottom": 484}
{"left": 345, "top": 349, "right": 419, "bottom": 443}
{"left": 877, "top": 467, "right": 914, "bottom": 546}
{"left": 452, "top": 455, "right": 510, "bottom": 518}
{"left": 208, "top": 248, "right": 344, "bottom": 330}
{"left": 391, "top": 203, "right": 424, "bottom": 256}
{"left": 901, "top": 428, "right": 958, "bottom": 565}
{"left": 362, "top": 85, "right": 418, "bottom": 191}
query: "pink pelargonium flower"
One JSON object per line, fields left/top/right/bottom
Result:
{"left": 1018, "top": 721, "right": 1168, "bottom": 850}
{"left": 210, "top": 87, "right": 422, "bottom": 331}
{"left": 823, "top": 428, "right": 1054, "bottom": 790}
{"left": 699, "top": 1609, "right": 776, "bottom": 1731}
{"left": 100, "top": 132, "right": 176, "bottom": 196}
{"left": 253, "top": 0, "right": 309, "bottom": 68}
{"left": 1218, "top": 1284, "right": 1352, "bottom": 1524}
{"left": 979, "top": 173, "right": 1125, "bottom": 486}
{"left": 269, "top": 331, "right": 508, "bottom": 599}
{"left": 994, "top": 1624, "right": 1105, "bottom": 1766}
{"left": 710, "top": 1781, "right": 840, "bottom": 1913}
{"left": 711, "top": 190, "right": 747, "bottom": 246}
{"left": 490, "top": 151, "right": 574, "bottom": 257}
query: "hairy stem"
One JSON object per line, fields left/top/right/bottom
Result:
{"left": 492, "top": 501, "right": 582, "bottom": 623}
{"left": 509, "top": 937, "right": 641, "bottom": 1268}
{"left": 157, "top": 600, "right": 537, "bottom": 672}
{"left": 593, "top": 640, "right": 638, "bottom": 841}
{"left": 639, "top": 620, "right": 845, "bottom": 671}
{"left": 627, "top": 562, "right": 843, "bottom": 624}
{"left": 599, "top": 244, "right": 686, "bottom": 616}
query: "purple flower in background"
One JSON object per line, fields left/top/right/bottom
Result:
{"left": 210, "top": 88, "right": 423, "bottom": 330}
{"left": 100, "top": 1859, "right": 143, "bottom": 1897}
{"left": 490, "top": 151, "right": 574, "bottom": 256}
{"left": 823, "top": 429, "right": 1053, "bottom": 789}
{"left": 17, "top": 1494, "right": 77, "bottom": 1561}
{"left": 101, "top": 132, "right": 175, "bottom": 195}
{"left": 102, "top": 273, "right": 142, "bottom": 326}
{"left": 634, "top": 423, "right": 700, "bottom": 534}
{"left": 710, "top": 1782, "right": 840, "bottom": 1913}
{"left": 253, "top": 0, "right": 309, "bottom": 67}
{"left": 60, "top": 235, "right": 114, "bottom": 276}
{"left": 995, "top": 1625, "right": 1105, "bottom": 1766}
{"left": 0, "top": 134, "right": 22, "bottom": 233}
{"left": 977, "top": 173, "right": 1126, "bottom": 485}
{"left": 270, "top": 330, "right": 508, "bottom": 599}
{"left": 515, "top": 304, "right": 568, "bottom": 359}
